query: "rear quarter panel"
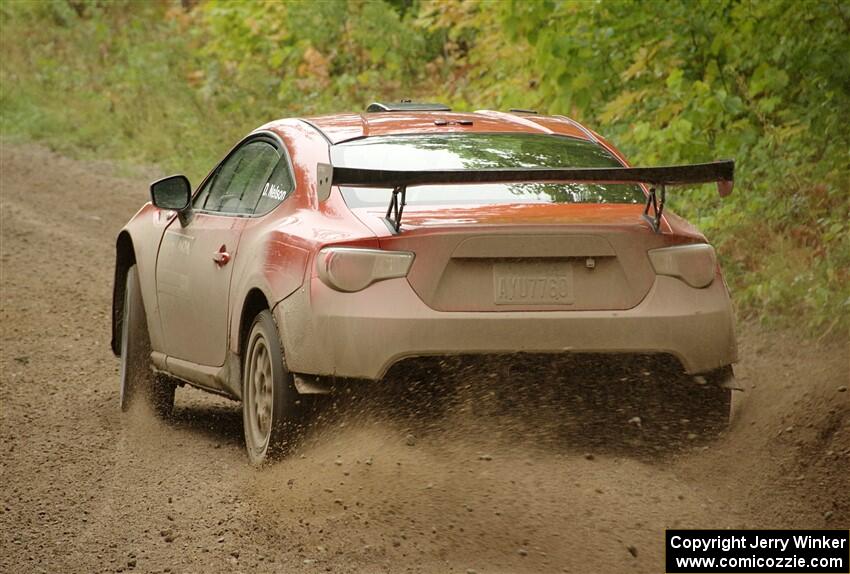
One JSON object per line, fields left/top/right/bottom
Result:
{"left": 227, "top": 120, "right": 379, "bottom": 356}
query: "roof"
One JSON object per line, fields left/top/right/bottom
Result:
{"left": 294, "top": 110, "right": 599, "bottom": 145}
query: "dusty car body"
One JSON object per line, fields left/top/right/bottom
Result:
{"left": 112, "top": 103, "right": 737, "bottom": 463}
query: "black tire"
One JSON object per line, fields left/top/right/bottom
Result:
{"left": 242, "top": 310, "right": 301, "bottom": 465}
{"left": 695, "top": 365, "right": 734, "bottom": 431}
{"left": 653, "top": 365, "right": 733, "bottom": 437}
{"left": 119, "top": 265, "right": 175, "bottom": 418}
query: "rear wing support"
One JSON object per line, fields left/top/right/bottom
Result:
{"left": 385, "top": 186, "right": 407, "bottom": 232}
{"left": 643, "top": 185, "right": 666, "bottom": 233}
{"left": 317, "top": 160, "right": 734, "bottom": 233}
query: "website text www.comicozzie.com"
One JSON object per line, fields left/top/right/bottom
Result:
{"left": 673, "top": 555, "right": 844, "bottom": 571}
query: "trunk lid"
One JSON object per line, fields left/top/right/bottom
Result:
{"left": 368, "top": 203, "right": 668, "bottom": 312}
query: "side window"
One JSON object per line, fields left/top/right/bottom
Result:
{"left": 254, "top": 155, "right": 295, "bottom": 215}
{"left": 199, "top": 141, "right": 280, "bottom": 214}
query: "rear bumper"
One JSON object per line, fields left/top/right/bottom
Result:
{"left": 275, "top": 274, "right": 737, "bottom": 380}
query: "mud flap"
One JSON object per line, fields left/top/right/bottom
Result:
{"left": 695, "top": 365, "right": 742, "bottom": 392}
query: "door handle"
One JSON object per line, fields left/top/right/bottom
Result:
{"left": 213, "top": 245, "right": 231, "bottom": 266}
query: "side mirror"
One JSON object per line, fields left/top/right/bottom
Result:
{"left": 150, "top": 175, "right": 191, "bottom": 211}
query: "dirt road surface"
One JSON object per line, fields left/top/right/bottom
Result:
{"left": 1, "top": 142, "right": 848, "bottom": 574}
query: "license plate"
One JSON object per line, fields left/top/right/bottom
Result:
{"left": 493, "top": 261, "right": 574, "bottom": 305}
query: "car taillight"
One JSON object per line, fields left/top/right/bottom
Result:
{"left": 648, "top": 244, "right": 717, "bottom": 288}
{"left": 317, "top": 247, "right": 414, "bottom": 293}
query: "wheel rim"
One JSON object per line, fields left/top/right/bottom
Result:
{"left": 245, "top": 331, "right": 274, "bottom": 454}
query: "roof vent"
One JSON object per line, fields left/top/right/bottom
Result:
{"left": 366, "top": 101, "right": 451, "bottom": 113}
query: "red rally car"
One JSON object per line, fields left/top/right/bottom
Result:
{"left": 112, "top": 102, "right": 737, "bottom": 464}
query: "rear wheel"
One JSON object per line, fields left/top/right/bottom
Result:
{"left": 242, "top": 310, "right": 301, "bottom": 465}
{"left": 119, "top": 265, "right": 175, "bottom": 417}
{"left": 649, "top": 365, "right": 733, "bottom": 439}
{"left": 693, "top": 366, "right": 734, "bottom": 431}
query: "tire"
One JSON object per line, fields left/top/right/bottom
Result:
{"left": 663, "top": 365, "right": 733, "bottom": 436}
{"left": 119, "top": 265, "right": 175, "bottom": 418}
{"left": 242, "top": 310, "right": 301, "bottom": 465}
{"left": 697, "top": 366, "right": 734, "bottom": 431}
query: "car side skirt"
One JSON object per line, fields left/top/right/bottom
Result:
{"left": 151, "top": 351, "right": 242, "bottom": 400}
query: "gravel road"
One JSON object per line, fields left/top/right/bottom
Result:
{"left": 1, "top": 142, "right": 848, "bottom": 573}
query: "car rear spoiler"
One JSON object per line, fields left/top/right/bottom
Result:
{"left": 316, "top": 160, "right": 734, "bottom": 233}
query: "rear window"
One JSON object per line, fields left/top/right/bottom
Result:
{"left": 330, "top": 133, "right": 644, "bottom": 207}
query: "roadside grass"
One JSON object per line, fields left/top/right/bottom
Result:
{"left": 0, "top": 1, "right": 240, "bottom": 182}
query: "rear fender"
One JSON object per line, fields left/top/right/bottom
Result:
{"left": 227, "top": 230, "right": 310, "bottom": 357}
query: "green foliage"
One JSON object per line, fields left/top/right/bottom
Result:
{"left": 1, "top": 0, "right": 847, "bottom": 333}
{"left": 194, "top": 0, "right": 435, "bottom": 117}
{"left": 492, "top": 0, "right": 850, "bottom": 333}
